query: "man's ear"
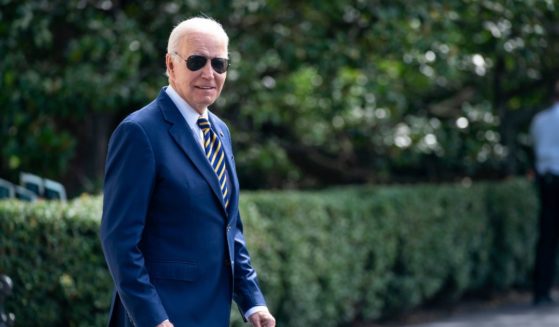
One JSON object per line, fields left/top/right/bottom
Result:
{"left": 166, "top": 53, "right": 174, "bottom": 76}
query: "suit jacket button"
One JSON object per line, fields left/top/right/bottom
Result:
{"left": 226, "top": 225, "right": 231, "bottom": 232}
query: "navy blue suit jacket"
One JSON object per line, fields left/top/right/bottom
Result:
{"left": 100, "top": 89, "right": 266, "bottom": 327}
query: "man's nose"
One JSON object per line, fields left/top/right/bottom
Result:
{"left": 200, "top": 60, "right": 214, "bottom": 77}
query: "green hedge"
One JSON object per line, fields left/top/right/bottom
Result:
{"left": 0, "top": 195, "right": 110, "bottom": 326}
{"left": 0, "top": 179, "right": 538, "bottom": 326}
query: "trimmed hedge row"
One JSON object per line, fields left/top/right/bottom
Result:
{"left": 0, "top": 179, "right": 538, "bottom": 326}
{"left": 0, "top": 196, "right": 110, "bottom": 326}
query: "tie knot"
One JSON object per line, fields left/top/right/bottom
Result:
{"left": 197, "top": 117, "right": 210, "bottom": 130}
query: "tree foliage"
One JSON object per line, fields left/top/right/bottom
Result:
{"left": 1, "top": 0, "right": 558, "bottom": 193}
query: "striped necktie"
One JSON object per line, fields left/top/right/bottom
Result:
{"left": 197, "top": 117, "right": 230, "bottom": 209}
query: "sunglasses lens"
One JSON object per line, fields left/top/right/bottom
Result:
{"left": 211, "top": 58, "right": 229, "bottom": 74}
{"left": 185, "top": 55, "right": 229, "bottom": 74}
{"left": 186, "top": 55, "right": 207, "bottom": 71}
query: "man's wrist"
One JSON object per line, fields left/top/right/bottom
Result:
{"left": 244, "top": 305, "right": 269, "bottom": 320}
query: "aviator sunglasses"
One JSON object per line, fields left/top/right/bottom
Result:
{"left": 174, "top": 52, "right": 230, "bottom": 74}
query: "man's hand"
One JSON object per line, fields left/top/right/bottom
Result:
{"left": 248, "top": 310, "right": 276, "bottom": 327}
{"left": 156, "top": 319, "right": 173, "bottom": 327}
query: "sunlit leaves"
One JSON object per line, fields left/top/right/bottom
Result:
{"left": 1, "top": 0, "right": 558, "bottom": 190}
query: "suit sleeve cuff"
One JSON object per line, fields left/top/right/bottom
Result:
{"left": 244, "top": 306, "right": 269, "bottom": 320}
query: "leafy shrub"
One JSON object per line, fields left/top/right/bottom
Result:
{"left": 0, "top": 195, "right": 111, "bottom": 326}
{"left": 0, "top": 179, "right": 538, "bottom": 326}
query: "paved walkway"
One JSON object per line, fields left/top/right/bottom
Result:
{"left": 359, "top": 291, "right": 559, "bottom": 327}
{"left": 405, "top": 302, "right": 559, "bottom": 327}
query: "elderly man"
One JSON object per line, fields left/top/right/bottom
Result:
{"left": 100, "top": 17, "right": 276, "bottom": 327}
{"left": 531, "top": 80, "right": 559, "bottom": 306}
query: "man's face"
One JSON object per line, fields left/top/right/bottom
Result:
{"left": 167, "top": 31, "right": 228, "bottom": 113}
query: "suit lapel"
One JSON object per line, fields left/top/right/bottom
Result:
{"left": 157, "top": 90, "right": 227, "bottom": 215}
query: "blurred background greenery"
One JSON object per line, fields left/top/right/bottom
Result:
{"left": 1, "top": 0, "right": 558, "bottom": 194}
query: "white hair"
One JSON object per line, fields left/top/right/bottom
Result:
{"left": 167, "top": 17, "right": 229, "bottom": 55}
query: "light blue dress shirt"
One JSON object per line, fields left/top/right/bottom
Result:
{"left": 531, "top": 102, "right": 559, "bottom": 175}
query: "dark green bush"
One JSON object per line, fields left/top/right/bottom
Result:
{"left": 0, "top": 196, "right": 110, "bottom": 326}
{"left": 0, "top": 179, "right": 538, "bottom": 326}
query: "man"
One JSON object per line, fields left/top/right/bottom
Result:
{"left": 100, "top": 17, "right": 276, "bottom": 327}
{"left": 531, "top": 80, "right": 559, "bottom": 305}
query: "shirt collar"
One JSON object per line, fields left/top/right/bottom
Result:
{"left": 165, "top": 85, "right": 208, "bottom": 130}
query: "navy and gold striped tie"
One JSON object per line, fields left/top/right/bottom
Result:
{"left": 197, "top": 117, "right": 230, "bottom": 209}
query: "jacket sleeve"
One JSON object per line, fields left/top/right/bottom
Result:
{"left": 232, "top": 211, "right": 267, "bottom": 317}
{"left": 100, "top": 121, "right": 168, "bottom": 327}
{"left": 217, "top": 117, "right": 267, "bottom": 316}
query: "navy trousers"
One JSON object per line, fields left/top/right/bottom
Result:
{"left": 533, "top": 173, "right": 559, "bottom": 299}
